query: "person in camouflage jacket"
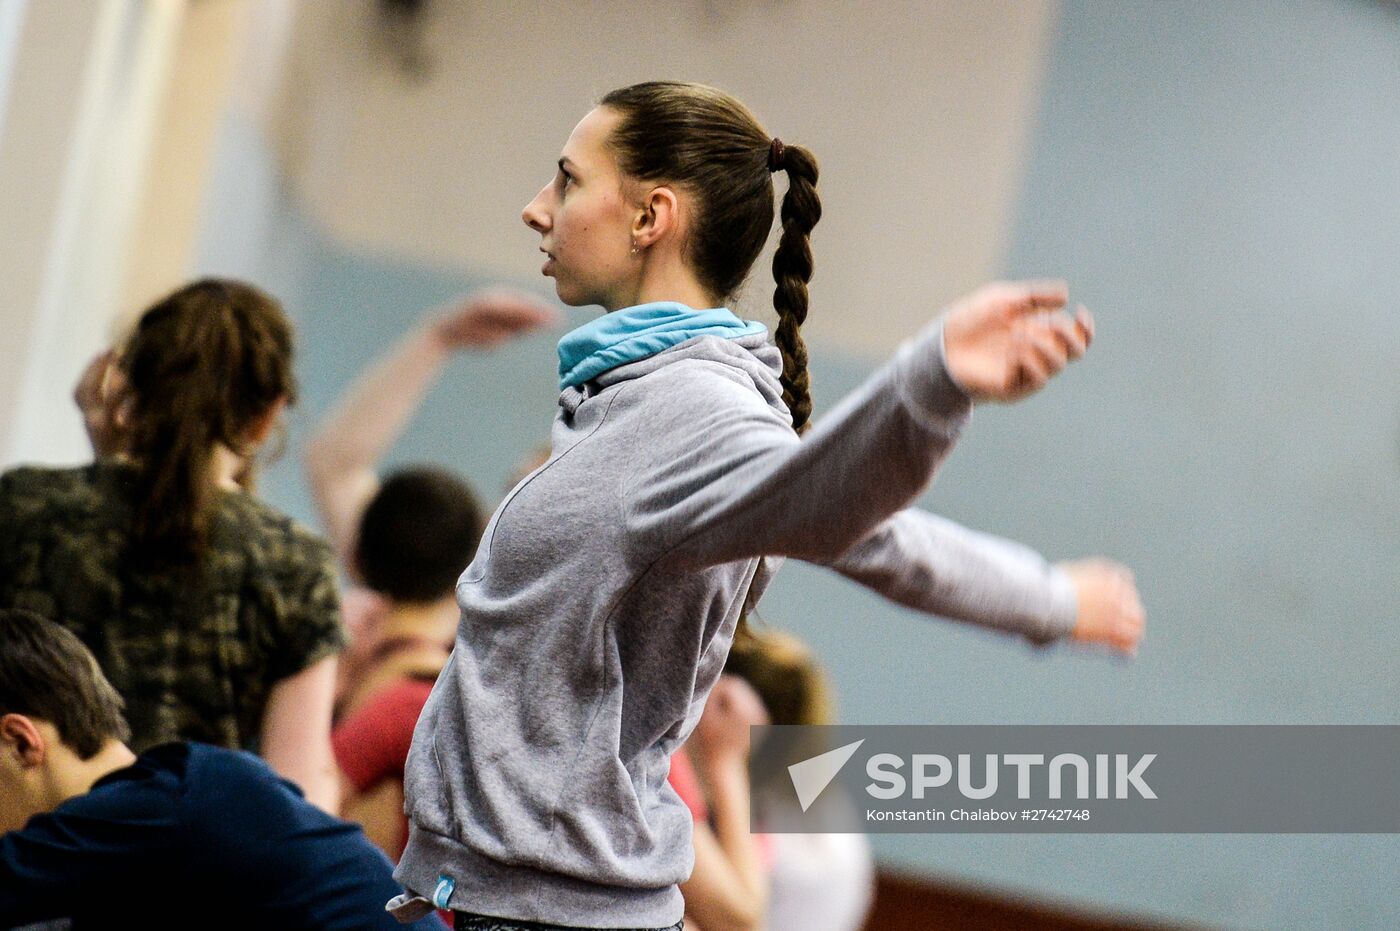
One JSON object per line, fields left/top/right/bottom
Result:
{"left": 0, "top": 461, "right": 342, "bottom": 753}
{"left": 0, "top": 279, "right": 345, "bottom": 809}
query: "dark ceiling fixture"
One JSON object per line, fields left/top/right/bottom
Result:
{"left": 376, "top": 0, "right": 434, "bottom": 81}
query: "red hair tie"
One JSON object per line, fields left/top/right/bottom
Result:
{"left": 768, "top": 137, "right": 787, "bottom": 173}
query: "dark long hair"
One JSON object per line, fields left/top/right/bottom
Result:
{"left": 599, "top": 81, "right": 822, "bottom": 434}
{"left": 117, "top": 278, "right": 296, "bottom": 564}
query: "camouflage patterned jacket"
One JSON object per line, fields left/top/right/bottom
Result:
{"left": 0, "top": 462, "right": 345, "bottom": 752}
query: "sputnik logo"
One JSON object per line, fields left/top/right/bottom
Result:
{"left": 788, "top": 739, "right": 865, "bottom": 812}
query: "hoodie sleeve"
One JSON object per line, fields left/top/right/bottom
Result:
{"left": 621, "top": 318, "right": 1076, "bottom": 645}
{"left": 624, "top": 317, "right": 972, "bottom": 568}
{"left": 820, "top": 509, "right": 1079, "bottom": 645}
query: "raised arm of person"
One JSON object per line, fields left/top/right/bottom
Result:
{"left": 823, "top": 286, "right": 1140, "bottom": 652}
{"left": 823, "top": 509, "right": 1144, "bottom": 651}
{"left": 626, "top": 281, "right": 1080, "bottom": 567}
{"left": 303, "top": 290, "right": 558, "bottom": 567}
{"left": 626, "top": 281, "right": 1141, "bottom": 654}
{"left": 680, "top": 676, "right": 771, "bottom": 931}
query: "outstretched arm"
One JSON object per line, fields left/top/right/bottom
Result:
{"left": 941, "top": 279, "right": 1093, "bottom": 403}
{"left": 303, "top": 291, "right": 557, "bottom": 567}
{"left": 629, "top": 281, "right": 1091, "bottom": 570}
{"left": 822, "top": 508, "right": 1145, "bottom": 653}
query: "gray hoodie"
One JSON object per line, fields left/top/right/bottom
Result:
{"left": 391, "top": 319, "right": 1076, "bottom": 928}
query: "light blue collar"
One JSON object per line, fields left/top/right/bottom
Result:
{"left": 557, "top": 301, "right": 766, "bottom": 389}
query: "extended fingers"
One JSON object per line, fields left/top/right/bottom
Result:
{"left": 1075, "top": 306, "right": 1095, "bottom": 347}
{"left": 1062, "top": 558, "right": 1145, "bottom": 657}
{"left": 1012, "top": 321, "right": 1072, "bottom": 392}
{"left": 1111, "top": 571, "right": 1145, "bottom": 654}
{"left": 1053, "top": 308, "right": 1090, "bottom": 360}
{"left": 991, "top": 278, "right": 1069, "bottom": 311}
{"left": 1015, "top": 306, "right": 1092, "bottom": 392}
{"left": 1015, "top": 349, "right": 1053, "bottom": 394}
{"left": 1032, "top": 306, "right": 1090, "bottom": 357}
{"left": 1024, "top": 279, "right": 1070, "bottom": 309}
{"left": 437, "top": 290, "right": 561, "bottom": 347}
{"left": 469, "top": 289, "right": 560, "bottom": 326}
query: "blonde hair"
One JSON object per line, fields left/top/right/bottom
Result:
{"left": 725, "top": 627, "right": 833, "bottom": 726}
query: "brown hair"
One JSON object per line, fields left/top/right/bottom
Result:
{"left": 724, "top": 627, "right": 833, "bottom": 727}
{"left": 0, "top": 609, "right": 131, "bottom": 759}
{"left": 117, "top": 278, "right": 296, "bottom": 564}
{"left": 599, "top": 81, "right": 822, "bottom": 433}
{"left": 355, "top": 466, "right": 486, "bottom": 604}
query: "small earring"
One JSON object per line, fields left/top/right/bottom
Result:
{"left": 630, "top": 240, "right": 639, "bottom": 256}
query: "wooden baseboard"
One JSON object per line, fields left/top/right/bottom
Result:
{"left": 861, "top": 869, "right": 1214, "bottom": 931}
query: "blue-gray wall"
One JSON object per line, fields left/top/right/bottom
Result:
{"left": 197, "top": 2, "right": 1400, "bottom": 927}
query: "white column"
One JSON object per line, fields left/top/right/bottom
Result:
{"left": 122, "top": 0, "right": 257, "bottom": 315}
{"left": 0, "top": 0, "right": 30, "bottom": 140}
{"left": 0, "top": 0, "right": 186, "bottom": 467}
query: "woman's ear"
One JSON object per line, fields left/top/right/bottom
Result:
{"left": 632, "top": 185, "right": 680, "bottom": 250}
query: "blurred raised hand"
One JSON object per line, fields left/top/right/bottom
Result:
{"left": 942, "top": 279, "right": 1093, "bottom": 403}
{"left": 73, "top": 349, "right": 127, "bottom": 459}
{"left": 1059, "top": 558, "right": 1146, "bottom": 656}
{"left": 305, "top": 288, "right": 560, "bottom": 566}
{"left": 430, "top": 289, "right": 559, "bottom": 350}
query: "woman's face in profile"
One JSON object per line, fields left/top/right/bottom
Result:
{"left": 521, "top": 107, "right": 639, "bottom": 310}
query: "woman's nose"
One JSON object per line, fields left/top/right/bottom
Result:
{"left": 522, "top": 188, "right": 550, "bottom": 232}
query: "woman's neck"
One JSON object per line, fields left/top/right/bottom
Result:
{"left": 211, "top": 444, "right": 248, "bottom": 491}
{"left": 381, "top": 597, "right": 460, "bottom": 642}
{"left": 608, "top": 258, "right": 717, "bottom": 313}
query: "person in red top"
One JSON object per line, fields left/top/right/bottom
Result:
{"left": 303, "top": 292, "right": 556, "bottom": 860}
{"left": 669, "top": 674, "right": 772, "bottom": 931}
{"left": 332, "top": 677, "right": 436, "bottom": 855}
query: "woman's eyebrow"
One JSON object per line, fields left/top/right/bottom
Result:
{"left": 558, "top": 157, "right": 578, "bottom": 173}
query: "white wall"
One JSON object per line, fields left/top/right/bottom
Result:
{"left": 270, "top": 0, "right": 1058, "bottom": 357}
{"left": 0, "top": 0, "right": 171, "bottom": 464}
{"left": 0, "top": 0, "right": 28, "bottom": 141}
{"left": 0, "top": 0, "right": 269, "bottom": 468}
{"left": 197, "top": 2, "right": 1400, "bottom": 927}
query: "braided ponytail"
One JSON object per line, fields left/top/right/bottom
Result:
{"left": 598, "top": 82, "right": 822, "bottom": 623}
{"left": 600, "top": 82, "right": 821, "bottom": 434}
{"left": 770, "top": 145, "right": 820, "bottom": 434}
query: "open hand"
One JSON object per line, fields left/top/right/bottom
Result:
{"left": 430, "top": 289, "right": 559, "bottom": 350}
{"left": 1058, "top": 558, "right": 1145, "bottom": 656}
{"left": 73, "top": 350, "right": 126, "bottom": 458}
{"left": 689, "top": 675, "right": 770, "bottom": 768}
{"left": 942, "top": 280, "right": 1093, "bottom": 402}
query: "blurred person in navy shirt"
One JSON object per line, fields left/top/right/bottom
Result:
{"left": 0, "top": 608, "right": 445, "bottom": 930}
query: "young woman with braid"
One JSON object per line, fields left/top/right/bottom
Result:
{"left": 0, "top": 279, "right": 344, "bottom": 810}
{"left": 390, "top": 81, "right": 1145, "bottom": 931}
